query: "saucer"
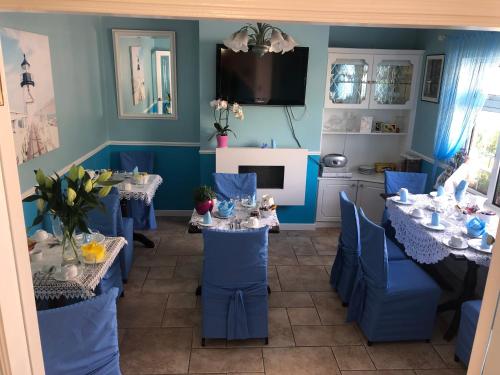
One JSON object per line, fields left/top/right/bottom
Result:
{"left": 242, "top": 221, "right": 265, "bottom": 229}
{"left": 241, "top": 201, "right": 257, "bottom": 208}
{"left": 393, "top": 197, "right": 414, "bottom": 205}
{"left": 198, "top": 221, "right": 214, "bottom": 227}
{"left": 421, "top": 222, "right": 446, "bottom": 231}
{"left": 468, "top": 239, "right": 492, "bottom": 253}
{"left": 442, "top": 238, "right": 468, "bottom": 250}
{"left": 411, "top": 211, "right": 425, "bottom": 219}
{"left": 213, "top": 211, "right": 234, "bottom": 219}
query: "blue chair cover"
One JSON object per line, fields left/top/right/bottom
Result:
{"left": 348, "top": 208, "right": 441, "bottom": 342}
{"left": 37, "top": 288, "right": 121, "bottom": 375}
{"left": 202, "top": 227, "right": 269, "bottom": 341}
{"left": 87, "top": 188, "right": 126, "bottom": 293}
{"left": 213, "top": 173, "right": 257, "bottom": 201}
{"left": 456, "top": 300, "right": 482, "bottom": 366}
{"left": 119, "top": 151, "right": 157, "bottom": 230}
{"left": 330, "top": 191, "right": 361, "bottom": 304}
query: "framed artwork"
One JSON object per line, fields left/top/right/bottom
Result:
{"left": 112, "top": 29, "right": 178, "bottom": 119}
{"left": 1, "top": 28, "right": 60, "bottom": 164}
{"left": 421, "top": 54, "right": 445, "bottom": 103}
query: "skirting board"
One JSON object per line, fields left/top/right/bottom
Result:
{"left": 279, "top": 223, "right": 317, "bottom": 230}
{"left": 315, "top": 221, "right": 341, "bottom": 228}
{"left": 156, "top": 210, "right": 193, "bottom": 217}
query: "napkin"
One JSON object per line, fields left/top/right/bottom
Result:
{"left": 133, "top": 166, "right": 139, "bottom": 174}
{"left": 437, "top": 185, "right": 445, "bottom": 197}
{"left": 455, "top": 179, "right": 468, "bottom": 202}
{"left": 218, "top": 200, "right": 235, "bottom": 217}
{"left": 466, "top": 217, "right": 486, "bottom": 238}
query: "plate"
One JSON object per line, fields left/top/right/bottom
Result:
{"left": 197, "top": 221, "right": 214, "bottom": 227}
{"left": 442, "top": 238, "right": 468, "bottom": 250}
{"left": 468, "top": 239, "right": 492, "bottom": 253}
{"left": 241, "top": 201, "right": 257, "bottom": 208}
{"left": 213, "top": 211, "right": 234, "bottom": 219}
{"left": 53, "top": 265, "right": 83, "bottom": 281}
{"left": 421, "top": 222, "right": 446, "bottom": 231}
{"left": 242, "top": 221, "right": 266, "bottom": 229}
{"left": 461, "top": 228, "right": 484, "bottom": 239}
{"left": 393, "top": 198, "right": 414, "bottom": 205}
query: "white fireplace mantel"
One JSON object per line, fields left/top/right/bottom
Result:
{"left": 215, "top": 147, "right": 308, "bottom": 206}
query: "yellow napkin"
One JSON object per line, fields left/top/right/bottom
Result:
{"left": 81, "top": 241, "right": 106, "bottom": 263}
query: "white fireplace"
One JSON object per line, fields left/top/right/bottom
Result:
{"left": 215, "top": 147, "right": 308, "bottom": 205}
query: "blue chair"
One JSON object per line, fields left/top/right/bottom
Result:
{"left": 37, "top": 288, "right": 121, "bottom": 375}
{"left": 213, "top": 173, "right": 257, "bottom": 201}
{"left": 456, "top": 300, "right": 482, "bottom": 366}
{"left": 119, "top": 151, "right": 157, "bottom": 230}
{"left": 330, "top": 191, "right": 361, "bottom": 305}
{"left": 201, "top": 227, "right": 269, "bottom": 344}
{"left": 347, "top": 208, "right": 441, "bottom": 343}
{"left": 87, "top": 188, "right": 130, "bottom": 293}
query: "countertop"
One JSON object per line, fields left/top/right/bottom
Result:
{"left": 318, "top": 171, "right": 385, "bottom": 184}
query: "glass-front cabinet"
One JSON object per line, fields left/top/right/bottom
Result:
{"left": 324, "top": 50, "right": 421, "bottom": 110}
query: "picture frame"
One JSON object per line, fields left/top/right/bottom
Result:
{"left": 421, "top": 54, "right": 445, "bottom": 103}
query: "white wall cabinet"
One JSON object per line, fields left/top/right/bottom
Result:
{"left": 316, "top": 178, "right": 385, "bottom": 224}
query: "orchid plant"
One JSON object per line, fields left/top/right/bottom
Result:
{"left": 208, "top": 99, "right": 244, "bottom": 140}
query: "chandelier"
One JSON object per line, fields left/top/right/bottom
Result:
{"left": 223, "top": 22, "right": 298, "bottom": 57}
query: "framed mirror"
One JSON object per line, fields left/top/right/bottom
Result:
{"left": 112, "top": 29, "right": 177, "bottom": 119}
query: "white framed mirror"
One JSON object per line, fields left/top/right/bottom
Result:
{"left": 112, "top": 29, "right": 177, "bottom": 119}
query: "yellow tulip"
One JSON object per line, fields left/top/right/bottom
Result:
{"left": 96, "top": 171, "right": 112, "bottom": 183}
{"left": 36, "top": 198, "right": 45, "bottom": 212}
{"left": 67, "top": 188, "right": 77, "bottom": 206}
{"left": 77, "top": 166, "right": 85, "bottom": 180}
{"left": 84, "top": 179, "right": 93, "bottom": 193}
{"left": 35, "top": 169, "right": 45, "bottom": 186}
{"left": 98, "top": 186, "right": 112, "bottom": 197}
{"left": 68, "top": 165, "right": 79, "bottom": 181}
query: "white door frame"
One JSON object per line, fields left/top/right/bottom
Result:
{"left": 0, "top": 40, "right": 45, "bottom": 375}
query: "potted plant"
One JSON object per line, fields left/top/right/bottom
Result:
{"left": 193, "top": 185, "right": 216, "bottom": 215}
{"left": 208, "top": 99, "right": 244, "bottom": 148}
{"left": 23, "top": 165, "right": 118, "bottom": 267}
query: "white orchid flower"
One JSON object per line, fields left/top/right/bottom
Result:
{"left": 210, "top": 99, "right": 219, "bottom": 108}
{"left": 234, "top": 108, "right": 244, "bottom": 120}
{"left": 219, "top": 100, "right": 228, "bottom": 110}
{"left": 281, "top": 34, "right": 298, "bottom": 53}
{"left": 269, "top": 30, "right": 286, "bottom": 53}
{"left": 232, "top": 103, "right": 241, "bottom": 113}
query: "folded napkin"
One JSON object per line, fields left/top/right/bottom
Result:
{"left": 132, "top": 166, "right": 139, "bottom": 174}
{"left": 455, "top": 179, "right": 468, "bottom": 202}
{"left": 218, "top": 200, "right": 235, "bottom": 217}
{"left": 466, "top": 216, "right": 486, "bottom": 238}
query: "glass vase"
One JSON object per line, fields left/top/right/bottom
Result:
{"left": 61, "top": 230, "right": 80, "bottom": 267}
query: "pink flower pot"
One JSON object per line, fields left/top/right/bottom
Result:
{"left": 195, "top": 200, "right": 214, "bottom": 215}
{"left": 216, "top": 135, "right": 229, "bottom": 148}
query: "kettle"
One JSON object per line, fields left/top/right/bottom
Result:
{"left": 322, "top": 153, "right": 348, "bottom": 168}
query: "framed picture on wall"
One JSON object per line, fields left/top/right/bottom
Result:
{"left": 421, "top": 54, "right": 445, "bottom": 103}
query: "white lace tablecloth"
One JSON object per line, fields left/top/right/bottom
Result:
{"left": 31, "top": 237, "right": 126, "bottom": 300}
{"left": 189, "top": 204, "right": 280, "bottom": 231}
{"left": 115, "top": 174, "right": 163, "bottom": 205}
{"left": 386, "top": 194, "right": 493, "bottom": 267}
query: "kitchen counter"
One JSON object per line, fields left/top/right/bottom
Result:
{"left": 318, "top": 171, "right": 385, "bottom": 184}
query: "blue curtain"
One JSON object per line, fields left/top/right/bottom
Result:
{"left": 433, "top": 32, "right": 499, "bottom": 166}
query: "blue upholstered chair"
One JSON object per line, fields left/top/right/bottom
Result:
{"left": 330, "top": 191, "right": 361, "bottom": 305}
{"left": 201, "top": 227, "right": 269, "bottom": 344}
{"left": 87, "top": 188, "right": 132, "bottom": 292}
{"left": 119, "top": 151, "right": 157, "bottom": 230}
{"left": 213, "top": 173, "right": 257, "bottom": 201}
{"left": 347, "top": 208, "right": 441, "bottom": 344}
{"left": 456, "top": 300, "right": 482, "bottom": 366}
{"left": 37, "top": 288, "right": 121, "bottom": 375}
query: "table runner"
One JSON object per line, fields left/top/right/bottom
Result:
{"left": 386, "top": 194, "right": 492, "bottom": 267}
{"left": 32, "top": 237, "right": 126, "bottom": 300}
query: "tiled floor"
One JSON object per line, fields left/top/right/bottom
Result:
{"left": 118, "top": 217, "right": 466, "bottom": 375}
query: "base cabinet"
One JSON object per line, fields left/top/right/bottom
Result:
{"left": 316, "top": 179, "right": 385, "bottom": 224}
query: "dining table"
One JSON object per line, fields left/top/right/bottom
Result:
{"left": 386, "top": 193, "right": 494, "bottom": 340}
{"left": 113, "top": 172, "right": 163, "bottom": 248}
{"left": 31, "top": 236, "right": 127, "bottom": 301}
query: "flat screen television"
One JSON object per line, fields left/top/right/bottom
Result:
{"left": 216, "top": 44, "right": 309, "bottom": 106}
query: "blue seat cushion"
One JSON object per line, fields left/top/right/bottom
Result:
{"left": 387, "top": 259, "right": 439, "bottom": 295}
{"left": 456, "top": 300, "right": 482, "bottom": 365}
{"left": 386, "top": 239, "right": 407, "bottom": 261}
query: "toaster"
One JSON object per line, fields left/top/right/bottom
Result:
{"left": 322, "top": 153, "right": 348, "bottom": 168}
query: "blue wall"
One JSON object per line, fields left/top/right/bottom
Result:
{"left": 0, "top": 13, "right": 107, "bottom": 193}
{"left": 329, "top": 26, "right": 418, "bottom": 49}
{"left": 100, "top": 17, "right": 200, "bottom": 143}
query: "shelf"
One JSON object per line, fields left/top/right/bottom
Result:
{"left": 322, "top": 131, "right": 407, "bottom": 136}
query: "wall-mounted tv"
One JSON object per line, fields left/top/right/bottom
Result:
{"left": 216, "top": 44, "right": 309, "bottom": 106}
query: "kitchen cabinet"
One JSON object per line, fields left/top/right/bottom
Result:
{"left": 316, "top": 178, "right": 385, "bottom": 224}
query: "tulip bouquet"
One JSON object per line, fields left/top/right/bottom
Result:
{"left": 208, "top": 99, "right": 244, "bottom": 147}
{"left": 23, "top": 165, "right": 118, "bottom": 266}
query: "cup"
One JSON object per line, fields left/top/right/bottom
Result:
{"left": 399, "top": 188, "right": 408, "bottom": 203}
{"left": 32, "top": 229, "right": 49, "bottom": 242}
{"left": 30, "top": 248, "right": 43, "bottom": 262}
{"left": 450, "top": 235, "right": 465, "bottom": 248}
{"left": 481, "top": 232, "right": 491, "bottom": 249}
{"left": 412, "top": 208, "right": 424, "bottom": 218}
{"left": 431, "top": 212, "right": 440, "bottom": 226}
{"left": 62, "top": 264, "right": 78, "bottom": 280}
{"left": 248, "top": 217, "right": 260, "bottom": 228}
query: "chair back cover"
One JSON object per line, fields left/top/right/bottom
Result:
{"left": 213, "top": 173, "right": 257, "bottom": 201}
{"left": 37, "top": 288, "right": 121, "bottom": 375}
{"left": 384, "top": 171, "right": 427, "bottom": 194}
{"left": 87, "top": 187, "right": 121, "bottom": 237}
{"left": 202, "top": 227, "right": 269, "bottom": 340}
{"left": 120, "top": 151, "right": 154, "bottom": 174}
{"left": 330, "top": 191, "right": 360, "bottom": 289}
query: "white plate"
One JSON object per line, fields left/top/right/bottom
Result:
{"left": 421, "top": 222, "right": 446, "bottom": 231}
{"left": 197, "top": 221, "right": 214, "bottom": 227}
{"left": 393, "top": 198, "right": 414, "bottom": 205}
{"left": 241, "top": 201, "right": 257, "bottom": 208}
{"left": 462, "top": 228, "right": 484, "bottom": 239}
{"left": 53, "top": 265, "right": 83, "bottom": 281}
{"left": 442, "top": 238, "right": 468, "bottom": 250}
{"left": 411, "top": 211, "right": 426, "bottom": 219}
{"left": 242, "top": 221, "right": 266, "bottom": 229}
{"left": 429, "top": 191, "right": 438, "bottom": 198}
{"left": 468, "top": 239, "right": 492, "bottom": 253}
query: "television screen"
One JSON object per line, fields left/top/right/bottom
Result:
{"left": 216, "top": 44, "right": 309, "bottom": 106}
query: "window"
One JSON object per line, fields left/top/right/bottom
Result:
{"left": 467, "top": 65, "right": 500, "bottom": 205}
